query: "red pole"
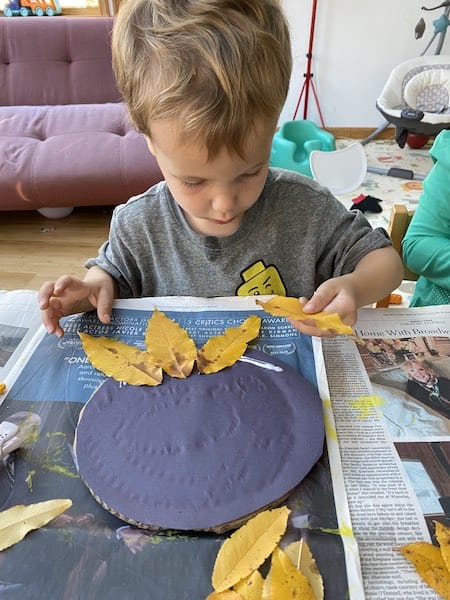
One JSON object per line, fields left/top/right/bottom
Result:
{"left": 293, "top": 0, "right": 324, "bottom": 124}
{"left": 303, "top": 0, "right": 318, "bottom": 120}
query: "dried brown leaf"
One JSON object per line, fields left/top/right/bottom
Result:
{"left": 398, "top": 541, "right": 450, "bottom": 599}
{"left": 79, "top": 333, "right": 162, "bottom": 386}
{"left": 270, "top": 546, "right": 316, "bottom": 599}
{"left": 145, "top": 308, "right": 197, "bottom": 378}
{"left": 212, "top": 506, "right": 290, "bottom": 592}
{"left": 197, "top": 315, "right": 261, "bottom": 374}
{"left": 284, "top": 540, "right": 324, "bottom": 599}
{"left": 435, "top": 521, "right": 450, "bottom": 575}
{"left": 0, "top": 499, "right": 72, "bottom": 551}
{"left": 206, "top": 591, "right": 245, "bottom": 600}
{"left": 233, "top": 569, "right": 265, "bottom": 599}
{"left": 261, "top": 571, "right": 271, "bottom": 600}
{"left": 256, "top": 296, "right": 354, "bottom": 336}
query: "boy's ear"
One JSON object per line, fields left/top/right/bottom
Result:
{"left": 144, "top": 135, "right": 156, "bottom": 156}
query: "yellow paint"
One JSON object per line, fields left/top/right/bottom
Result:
{"left": 25, "top": 469, "right": 36, "bottom": 491}
{"left": 43, "top": 464, "right": 79, "bottom": 479}
{"left": 30, "top": 431, "right": 79, "bottom": 479}
{"left": 149, "top": 530, "right": 191, "bottom": 544}
{"left": 322, "top": 398, "right": 337, "bottom": 441}
{"left": 289, "top": 500, "right": 304, "bottom": 511}
{"left": 323, "top": 413, "right": 337, "bottom": 441}
{"left": 148, "top": 535, "right": 164, "bottom": 545}
{"left": 318, "top": 524, "right": 353, "bottom": 537}
{"left": 349, "top": 395, "right": 384, "bottom": 419}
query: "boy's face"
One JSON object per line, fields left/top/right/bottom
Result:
{"left": 146, "top": 119, "right": 276, "bottom": 237}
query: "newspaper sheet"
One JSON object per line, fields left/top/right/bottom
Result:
{"left": 323, "top": 305, "right": 450, "bottom": 600}
{"left": 0, "top": 292, "right": 359, "bottom": 600}
{"left": 0, "top": 291, "right": 449, "bottom": 599}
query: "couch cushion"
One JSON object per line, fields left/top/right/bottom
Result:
{"left": 0, "top": 17, "right": 120, "bottom": 106}
{"left": 0, "top": 103, "right": 163, "bottom": 210}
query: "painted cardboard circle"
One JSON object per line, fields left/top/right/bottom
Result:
{"left": 74, "top": 350, "right": 324, "bottom": 531}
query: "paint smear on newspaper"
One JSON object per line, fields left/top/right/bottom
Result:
{"left": 349, "top": 395, "right": 384, "bottom": 419}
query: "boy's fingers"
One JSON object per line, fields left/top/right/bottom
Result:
{"left": 39, "top": 276, "right": 76, "bottom": 307}
{"left": 54, "top": 325, "right": 65, "bottom": 338}
{"left": 38, "top": 281, "right": 57, "bottom": 308}
{"left": 290, "top": 319, "right": 335, "bottom": 338}
{"left": 41, "top": 309, "right": 61, "bottom": 336}
{"left": 303, "top": 276, "right": 349, "bottom": 314}
{"left": 95, "top": 290, "right": 113, "bottom": 324}
{"left": 302, "top": 289, "right": 333, "bottom": 313}
{"left": 52, "top": 275, "right": 80, "bottom": 295}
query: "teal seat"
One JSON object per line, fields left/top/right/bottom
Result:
{"left": 270, "top": 120, "right": 336, "bottom": 177}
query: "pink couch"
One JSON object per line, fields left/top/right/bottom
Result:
{"left": 0, "top": 16, "right": 163, "bottom": 215}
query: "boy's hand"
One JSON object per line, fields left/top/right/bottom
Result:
{"left": 288, "top": 276, "right": 358, "bottom": 338}
{"left": 289, "top": 245, "right": 404, "bottom": 338}
{"left": 38, "top": 269, "right": 115, "bottom": 337}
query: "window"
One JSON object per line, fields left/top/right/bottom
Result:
{"left": 60, "top": 0, "right": 101, "bottom": 15}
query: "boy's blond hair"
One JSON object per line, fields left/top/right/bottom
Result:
{"left": 112, "top": 0, "right": 292, "bottom": 158}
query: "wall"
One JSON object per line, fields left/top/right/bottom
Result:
{"left": 280, "top": 0, "right": 450, "bottom": 128}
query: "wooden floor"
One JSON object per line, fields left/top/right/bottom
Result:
{"left": 0, "top": 207, "right": 112, "bottom": 291}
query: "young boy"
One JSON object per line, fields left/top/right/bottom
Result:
{"left": 39, "top": 0, "right": 403, "bottom": 338}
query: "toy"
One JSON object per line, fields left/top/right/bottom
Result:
{"left": 3, "top": 0, "right": 62, "bottom": 16}
{"left": 270, "top": 119, "right": 335, "bottom": 177}
{"left": 309, "top": 142, "right": 367, "bottom": 194}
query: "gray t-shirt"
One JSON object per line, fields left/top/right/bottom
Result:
{"left": 86, "top": 168, "right": 390, "bottom": 299}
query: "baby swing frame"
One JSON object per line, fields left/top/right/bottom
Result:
{"left": 363, "top": 1, "right": 450, "bottom": 146}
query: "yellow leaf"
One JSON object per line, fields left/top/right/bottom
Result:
{"left": 284, "top": 540, "right": 324, "bottom": 599}
{"left": 399, "top": 541, "right": 450, "bottom": 599}
{"left": 234, "top": 569, "right": 265, "bottom": 599}
{"left": 261, "top": 572, "right": 271, "bottom": 600}
{"left": 0, "top": 383, "right": 6, "bottom": 394}
{"left": 435, "top": 521, "right": 450, "bottom": 574}
{"left": 206, "top": 592, "right": 245, "bottom": 600}
{"left": 197, "top": 315, "right": 261, "bottom": 374}
{"left": 79, "top": 333, "right": 162, "bottom": 386}
{"left": 270, "top": 546, "right": 316, "bottom": 599}
{"left": 0, "top": 498, "right": 72, "bottom": 551}
{"left": 256, "top": 297, "right": 354, "bottom": 336}
{"left": 212, "top": 506, "right": 290, "bottom": 593}
{"left": 145, "top": 308, "right": 196, "bottom": 378}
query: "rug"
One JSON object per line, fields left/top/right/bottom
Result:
{"left": 334, "top": 137, "right": 435, "bottom": 305}
{"left": 335, "top": 138, "right": 433, "bottom": 231}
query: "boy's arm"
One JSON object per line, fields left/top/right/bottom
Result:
{"left": 291, "top": 246, "right": 404, "bottom": 337}
{"left": 39, "top": 266, "right": 117, "bottom": 337}
{"left": 333, "top": 245, "right": 404, "bottom": 309}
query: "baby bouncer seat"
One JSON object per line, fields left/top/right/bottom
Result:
{"left": 270, "top": 120, "right": 335, "bottom": 177}
{"left": 376, "top": 54, "right": 450, "bottom": 147}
